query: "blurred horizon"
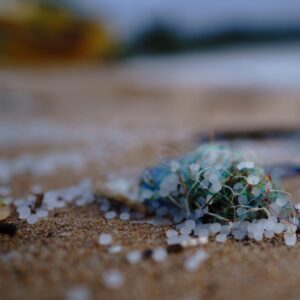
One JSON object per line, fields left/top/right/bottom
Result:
{"left": 1, "top": 0, "right": 300, "bottom": 90}
{"left": 2, "top": 0, "right": 300, "bottom": 53}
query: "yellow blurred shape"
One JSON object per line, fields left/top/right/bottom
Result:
{"left": 0, "top": 2, "right": 118, "bottom": 64}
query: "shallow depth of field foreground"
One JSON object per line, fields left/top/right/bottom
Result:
{"left": 1, "top": 67, "right": 300, "bottom": 300}
{"left": 2, "top": 2, "right": 300, "bottom": 300}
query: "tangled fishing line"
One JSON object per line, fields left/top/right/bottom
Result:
{"left": 7, "top": 143, "right": 299, "bottom": 246}
{"left": 138, "top": 144, "right": 298, "bottom": 245}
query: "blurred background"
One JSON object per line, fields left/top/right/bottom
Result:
{"left": 2, "top": 3, "right": 300, "bottom": 300}
{"left": 1, "top": 0, "right": 300, "bottom": 180}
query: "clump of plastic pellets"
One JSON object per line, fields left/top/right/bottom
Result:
{"left": 139, "top": 144, "right": 297, "bottom": 227}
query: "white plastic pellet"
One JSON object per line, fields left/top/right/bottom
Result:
{"left": 198, "top": 236, "right": 209, "bottom": 244}
{"left": 247, "top": 175, "right": 259, "bottom": 185}
{"left": 102, "top": 270, "right": 124, "bottom": 289}
{"left": 209, "top": 223, "right": 221, "bottom": 235}
{"left": 152, "top": 247, "right": 167, "bottom": 263}
{"left": 185, "top": 219, "right": 196, "bottom": 230}
{"left": 126, "top": 250, "right": 142, "bottom": 265}
{"left": 180, "top": 226, "right": 192, "bottom": 236}
{"left": 284, "top": 232, "right": 297, "bottom": 247}
{"left": 105, "top": 211, "right": 117, "bottom": 220}
{"left": 196, "top": 229, "right": 209, "bottom": 238}
{"left": 184, "top": 250, "right": 208, "bottom": 272}
{"left": 119, "top": 212, "right": 130, "bottom": 221}
{"left": 253, "top": 230, "right": 263, "bottom": 241}
{"left": 220, "top": 225, "right": 231, "bottom": 235}
{"left": 27, "top": 214, "right": 39, "bottom": 225}
{"left": 210, "top": 181, "right": 222, "bottom": 193}
{"left": 166, "top": 229, "right": 178, "bottom": 238}
{"left": 276, "top": 197, "right": 287, "bottom": 207}
{"left": 216, "top": 233, "right": 227, "bottom": 243}
{"left": 108, "top": 245, "right": 122, "bottom": 254}
{"left": 237, "top": 161, "right": 254, "bottom": 170}
{"left": 265, "top": 230, "right": 275, "bottom": 239}
{"left": 66, "top": 286, "right": 90, "bottom": 300}
{"left": 36, "top": 209, "right": 48, "bottom": 218}
{"left": 98, "top": 233, "right": 112, "bottom": 246}
{"left": 167, "top": 236, "right": 181, "bottom": 245}
{"left": 238, "top": 195, "right": 248, "bottom": 205}
{"left": 274, "top": 223, "right": 285, "bottom": 234}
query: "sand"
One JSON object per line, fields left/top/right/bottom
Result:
{"left": 1, "top": 66, "right": 300, "bottom": 300}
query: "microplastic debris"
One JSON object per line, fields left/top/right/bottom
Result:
{"left": 13, "top": 179, "right": 95, "bottom": 224}
{"left": 184, "top": 250, "right": 208, "bottom": 272}
{"left": 108, "top": 245, "right": 122, "bottom": 254}
{"left": 167, "top": 236, "right": 181, "bottom": 245}
{"left": 237, "top": 161, "right": 255, "bottom": 170}
{"left": 119, "top": 212, "right": 130, "bottom": 221}
{"left": 166, "top": 229, "right": 178, "bottom": 238}
{"left": 209, "top": 223, "right": 222, "bottom": 235}
{"left": 126, "top": 250, "right": 142, "bottom": 264}
{"left": 185, "top": 219, "right": 196, "bottom": 230}
{"left": 152, "top": 247, "right": 167, "bottom": 263}
{"left": 138, "top": 144, "right": 296, "bottom": 243}
{"left": 98, "top": 233, "right": 112, "bottom": 246}
{"left": 27, "top": 214, "right": 39, "bottom": 225}
{"left": 284, "top": 232, "right": 297, "bottom": 247}
{"left": 105, "top": 211, "right": 117, "bottom": 220}
{"left": 215, "top": 233, "right": 227, "bottom": 243}
{"left": 102, "top": 270, "right": 124, "bottom": 289}
{"left": 36, "top": 209, "right": 49, "bottom": 218}
{"left": 264, "top": 230, "right": 275, "bottom": 239}
{"left": 66, "top": 286, "right": 90, "bottom": 300}
{"left": 198, "top": 236, "right": 209, "bottom": 244}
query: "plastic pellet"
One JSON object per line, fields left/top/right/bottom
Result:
{"left": 126, "top": 250, "right": 142, "bottom": 264}
{"left": 152, "top": 247, "right": 167, "bottom": 263}
{"left": 102, "top": 270, "right": 124, "bottom": 289}
{"left": 98, "top": 233, "right": 112, "bottom": 245}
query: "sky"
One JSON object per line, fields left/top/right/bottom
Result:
{"left": 72, "top": 0, "right": 300, "bottom": 39}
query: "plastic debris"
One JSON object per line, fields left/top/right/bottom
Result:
{"left": 108, "top": 245, "right": 122, "bottom": 254}
{"left": 184, "top": 250, "right": 208, "bottom": 272}
{"left": 12, "top": 178, "right": 94, "bottom": 224}
{"left": 66, "top": 286, "right": 90, "bottom": 300}
{"left": 120, "top": 212, "right": 130, "bottom": 221}
{"left": 99, "top": 233, "right": 112, "bottom": 246}
{"left": 126, "top": 250, "right": 142, "bottom": 264}
{"left": 152, "top": 247, "right": 167, "bottom": 263}
{"left": 215, "top": 233, "right": 227, "bottom": 243}
{"left": 102, "top": 270, "right": 124, "bottom": 289}
{"left": 166, "top": 229, "right": 178, "bottom": 238}
{"left": 27, "top": 214, "right": 39, "bottom": 225}
{"left": 284, "top": 232, "right": 297, "bottom": 247}
{"left": 139, "top": 144, "right": 296, "bottom": 225}
{"left": 105, "top": 211, "right": 117, "bottom": 220}
{"left": 8, "top": 143, "right": 299, "bottom": 247}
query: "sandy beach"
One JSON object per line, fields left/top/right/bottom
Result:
{"left": 1, "top": 63, "right": 300, "bottom": 300}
